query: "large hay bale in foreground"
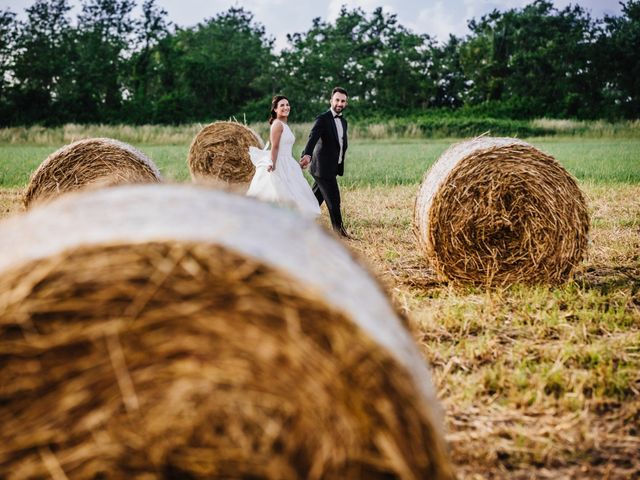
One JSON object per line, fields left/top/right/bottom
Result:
{"left": 0, "top": 184, "right": 454, "bottom": 480}
{"left": 188, "top": 121, "right": 264, "bottom": 183}
{"left": 23, "top": 137, "right": 161, "bottom": 208}
{"left": 414, "top": 137, "right": 589, "bottom": 286}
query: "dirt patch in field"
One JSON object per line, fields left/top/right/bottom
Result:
{"left": 0, "top": 188, "right": 24, "bottom": 219}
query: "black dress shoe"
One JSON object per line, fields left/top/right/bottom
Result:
{"left": 337, "top": 227, "right": 353, "bottom": 239}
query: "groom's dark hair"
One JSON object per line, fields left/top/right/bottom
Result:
{"left": 332, "top": 87, "right": 348, "bottom": 97}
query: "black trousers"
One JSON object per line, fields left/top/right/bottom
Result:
{"left": 311, "top": 175, "right": 344, "bottom": 233}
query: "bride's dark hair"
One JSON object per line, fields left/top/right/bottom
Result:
{"left": 269, "top": 95, "right": 289, "bottom": 124}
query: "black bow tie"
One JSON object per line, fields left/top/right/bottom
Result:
{"left": 333, "top": 114, "right": 342, "bottom": 118}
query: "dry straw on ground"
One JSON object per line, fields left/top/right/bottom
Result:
{"left": 414, "top": 136, "right": 590, "bottom": 286}
{"left": 188, "top": 121, "right": 264, "bottom": 183}
{"left": 23, "top": 137, "right": 161, "bottom": 208}
{"left": 0, "top": 184, "right": 454, "bottom": 480}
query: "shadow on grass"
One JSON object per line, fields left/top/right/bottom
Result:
{"left": 575, "top": 265, "right": 640, "bottom": 296}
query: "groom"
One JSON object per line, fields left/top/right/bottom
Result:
{"left": 300, "top": 87, "right": 350, "bottom": 238}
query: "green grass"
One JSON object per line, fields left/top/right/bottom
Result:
{"left": 345, "top": 138, "right": 640, "bottom": 186}
{"left": 0, "top": 146, "right": 55, "bottom": 187}
{"left": 531, "top": 138, "right": 640, "bottom": 183}
{"left": 142, "top": 145, "right": 191, "bottom": 182}
{"left": 0, "top": 144, "right": 191, "bottom": 187}
{"left": 2, "top": 137, "right": 639, "bottom": 188}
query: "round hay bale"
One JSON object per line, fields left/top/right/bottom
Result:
{"left": 414, "top": 136, "right": 589, "bottom": 286}
{"left": 23, "top": 137, "right": 161, "bottom": 208}
{"left": 187, "top": 121, "right": 264, "bottom": 183}
{"left": 0, "top": 184, "right": 454, "bottom": 480}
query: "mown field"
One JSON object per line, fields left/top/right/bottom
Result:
{"left": 2, "top": 137, "right": 640, "bottom": 187}
{"left": 0, "top": 131, "right": 638, "bottom": 479}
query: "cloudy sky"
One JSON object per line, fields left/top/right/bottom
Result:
{"left": 0, "top": 0, "right": 625, "bottom": 49}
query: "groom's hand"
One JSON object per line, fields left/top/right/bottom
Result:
{"left": 300, "top": 154, "right": 311, "bottom": 169}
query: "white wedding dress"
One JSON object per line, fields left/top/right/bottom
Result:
{"left": 247, "top": 121, "right": 321, "bottom": 217}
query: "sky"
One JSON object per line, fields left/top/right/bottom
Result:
{"left": 0, "top": 0, "right": 625, "bottom": 50}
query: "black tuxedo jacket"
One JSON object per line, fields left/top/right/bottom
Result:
{"left": 302, "top": 110, "right": 348, "bottom": 178}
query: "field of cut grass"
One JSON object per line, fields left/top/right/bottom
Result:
{"left": 1, "top": 137, "right": 639, "bottom": 187}
{"left": 341, "top": 182, "right": 640, "bottom": 479}
{"left": 0, "top": 129, "right": 638, "bottom": 479}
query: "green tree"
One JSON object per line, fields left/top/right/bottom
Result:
{"left": 429, "top": 35, "right": 467, "bottom": 108}
{"left": 459, "top": 8, "right": 509, "bottom": 104}
{"left": 10, "top": 0, "right": 73, "bottom": 124}
{"left": 278, "top": 7, "right": 436, "bottom": 119}
{"left": 70, "top": 0, "right": 136, "bottom": 122}
{"left": 366, "top": 9, "right": 436, "bottom": 113}
{"left": 1, "top": 0, "right": 635, "bottom": 124}
{"left": 125, "top": 0, "right": 172, "bottom": 122}
{"left": 150, "top": 7, "right": 274, "bottom": 122}
{"left": 598, "top": 0, "right": 640, "bottom": 117}
{"left": 0, "top": 9, "right": 17, "bottom": 124}
{"left": 459, "top": 0, "right": 601, "bottom": 118}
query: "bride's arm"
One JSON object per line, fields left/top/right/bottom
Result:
{"left": 268, "top": 121, "right": 284, "bottom": 172}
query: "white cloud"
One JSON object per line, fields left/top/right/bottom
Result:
{"left": 407, "top": 2, "right": 462, "bottom": 42}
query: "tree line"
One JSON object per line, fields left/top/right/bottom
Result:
{"left": 0, "top": 0, "right": 638, "bottom": 126}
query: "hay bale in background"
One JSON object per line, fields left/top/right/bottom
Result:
{"left": 187, "top": 121, "right": 264, "bottom": 183}
{"left": 414, "top": 137, "right": 590, "bottom": 286}
{"left": 0, "top": 184, "right": 454, "bottom": 480}
{"left": 23, "top": 137, "right": 161, "bottom": 208}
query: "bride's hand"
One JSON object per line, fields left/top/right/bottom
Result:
{"left": 268, "top": 164, "right": 275, "bottom": 172}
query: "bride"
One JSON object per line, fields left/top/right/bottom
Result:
{"left": 246, "top": 95, "right": 321, "bottom": 217}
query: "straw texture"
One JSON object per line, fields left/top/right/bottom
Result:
{"left": 23, "top": 137, "right": 161, "bottom": 208}
{"left": 188, "top": 121, "right": 264, "bottom": 183}
{"left": 414, "top": 137, "right": 590, "bottom": 286}
{"left": 0, "top": 184, "right": 453, "bottom": 480}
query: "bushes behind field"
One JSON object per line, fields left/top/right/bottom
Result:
{"left": 351, "top": 112, "right": 553, "bottom": 139}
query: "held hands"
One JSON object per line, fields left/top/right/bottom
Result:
{"left": 299, "top": 155, "right": 311, "bottom": 169}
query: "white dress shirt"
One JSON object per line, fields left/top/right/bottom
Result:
{"left": 331, "top": 108, "right": 344, "bottom": 164}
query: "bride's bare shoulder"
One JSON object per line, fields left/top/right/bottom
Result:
{"left": 270, "top": 120, "right": 285, "bottom": 131}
